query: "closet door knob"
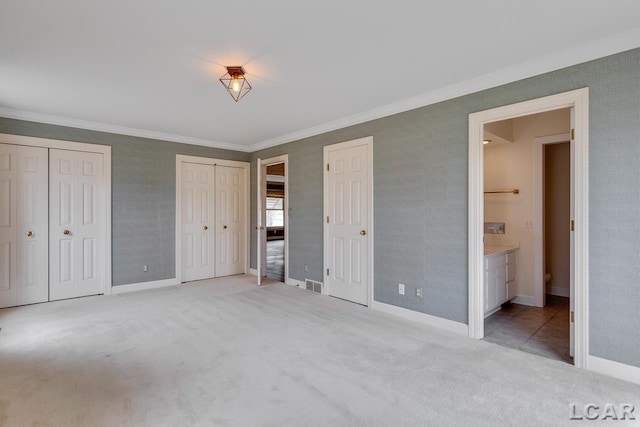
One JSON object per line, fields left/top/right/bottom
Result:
{"left": 63, "top": 230, "right": 71, "bottom": 235}
{"left": 27, "top": 231, "right": 34, "bottom": 237}
{"left": 360, "top": 230, "right": 366, "bottom": 236}
{"left": 203, "top": 226, "right": 208, "bottom": 230}
{"left": 223, "top": 225, "right": 228, "bottom": 229}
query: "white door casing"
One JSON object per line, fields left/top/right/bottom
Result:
{"left": 49, "top": 149, "right": 106, "bottom": 301}
{"left": 569, "top": 107, "right": 576, "bottom": 358}
{"left": 468, "top": 88, "right": 589, "bottom": 369}
{"left": 0, "top": 144, "right": 49, "bottom": 307}
{"left": 324, "top": 137, "right": 373, "bottom": 306}
{"left": 215, "top": 165, "right": 246, "bottom": 277}
{"left": 258, "top": 155, "right": 289, "bottom": 285}
{"left": 181, "top": 162, "right": 215, "bottom": 282}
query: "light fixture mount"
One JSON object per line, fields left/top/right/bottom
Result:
{"left": 219, "top": 66, "right": 252, "bottom": 102}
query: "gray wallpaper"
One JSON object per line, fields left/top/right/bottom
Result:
{"left": 1, "top": 48, "right": 638, "bottom": 369}
{"left": 0, "top": 119, "right": 250, "bottom": 285}
{"left": 251, "top": 48, "right": 640, "bottom": 367}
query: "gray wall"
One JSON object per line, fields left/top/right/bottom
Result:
{"left": 251, "top": 48, "right": 640, "bottom": 368}
{"left": 1, "top": 49, "right": 638, "bottom": 368}
{"left": 0, "top": 119, "right": 250, "bottom": 285}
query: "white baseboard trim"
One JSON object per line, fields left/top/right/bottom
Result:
{"left": 588, "top": 355, "right": 640, "bottom": 385}
{"left": 249, "top": 268, "right": 258, "bottom": 276}
{"left": 371, "top": 301, "right": 469, "bottom": 336}
{"left": 548, "top": 286, "right": 570, "bottom": 298}
{"left": 512, "top": 295, "right": 535, "bottom": 306}
{"left": 111, "top": 278, "right": 179, "bottom": 294}
{"left": 286, "top": 278, "right": 304, "bottom": 288}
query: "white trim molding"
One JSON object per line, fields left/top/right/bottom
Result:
{"left": 286, "top": 278, "right": 305, "bottom": 288}
{"left": 511, "top": 296, "right": 535, "bottom": 306}
{"left": 0, "top": 107, "right": 250, "bottom": 152}
{"left": 588, "top": 356, "right": 640, "bottom": 385}
{"left": 259, "top": 155, "right": 290, "bottom": 285}
{"left": 468, "top": 88, "right": 589, "bottom": 370}
{"left": 372, "top": 301, "right": 469, "bottom": 336}
{"left": 4, "top": 30, "right": 637, "bottom": 155}
{"left": 249, "top": 28, "right": 640, "bottom": 152}
{"left": 0, "top": 132, "right": 113, "bottom": 296}
{"left": 111, "top": 278, "right": 178, "bottom": 294}
{"left": 175, "top": 155, "right": 251, "bottom": 284}
{"left": 249, "top": 268, "right": 258, "bottom": 276}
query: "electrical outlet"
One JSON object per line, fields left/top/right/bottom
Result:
{"left": 143, "top": 265, "right": 148, "bottom": 272}
{"left": 416, "top": 287, "right": 422, "bottom": 298}
{"left": 398, "top": 283, "right": 405, "bottom": 295}
{"left": 304, "top": 265, "right": 309, "bottom": 272}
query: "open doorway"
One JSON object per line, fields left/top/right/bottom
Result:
{"left": 265, "top": 163, "right": 285, "bottom": 282}
{"left": 481, "top": 110, "right": 572, "bottom": 364}
{"left": 468, "top": 88, "right": 590, "bottom": 369}
{"left": 257, "top": 155, "right": 288, "bottom": 285}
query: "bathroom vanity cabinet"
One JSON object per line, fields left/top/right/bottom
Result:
{"left": 484, "top": 247, "right": 518, "bottom": 317}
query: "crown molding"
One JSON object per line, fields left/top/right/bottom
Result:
{"left": 249, "top": 27, "right": 640, "bottom": 152}
{"left": 1, "top": 27, "right": 639, "bottom": 154}
{"left": 0, "top": 107, "right": 251, "bottom": 152}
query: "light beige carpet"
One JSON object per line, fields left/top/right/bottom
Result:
{"left": 1, "top": 276, "right": 638, "bottom": 426}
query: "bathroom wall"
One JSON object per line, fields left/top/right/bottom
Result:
{"left": 484, "top": 108, "right": 570, "bottom": 304}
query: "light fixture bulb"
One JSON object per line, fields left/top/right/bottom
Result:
{"left": 483, "top": 139, "right": 491, "bottom": 145}
{"left": 232, "top": 77, "right": 241, "bottom": 93}
{"left": 220, "top": 66, "right": 251, "bottom": 102}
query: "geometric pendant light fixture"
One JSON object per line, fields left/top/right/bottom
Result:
{"left": 219, "top": 66, "right": 252, "bottom": 102}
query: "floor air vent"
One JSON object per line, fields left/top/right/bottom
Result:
{"left": 305, "top": 279, "right": 323, "bottom": 294}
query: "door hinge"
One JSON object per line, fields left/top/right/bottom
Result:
{"left": 326, "top": 216, "right": 329, "bottom": 223}
{"left": 326, "top": 268, "right": 329, "bottom": 276}
{"left": 326, "top": 163, "right": 330, "bottom": 171}
{"left": 570, "top": 220, "right": 574, "bottom": 231}
{"left": 571, "top": 128, "right": 575, "bottom": 140}
{"left": 570, "top": 311, "right": 575, "bottom": 323}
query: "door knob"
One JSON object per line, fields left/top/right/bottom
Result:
{"left": 360, "top": 230, "right": 366, "bottom": 236}
{"left": 223, "top": 225, "right": 228, "bottom": 229}
{"left": 27, "top": 231, "right": 34, "bottom": 237}
{"left": 63, "top": 230, "right": 71, "bottom": 235}
{"left": 203, "top": 226, "right": 208, "bottom": 230}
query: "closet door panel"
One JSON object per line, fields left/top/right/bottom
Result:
{"left": 0, "top": 144, "right": 48, "bottom": 308}
{"left": 50, "top": 149, "right": 105, "bottom": 300}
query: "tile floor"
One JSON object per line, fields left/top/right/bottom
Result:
{"left": 483, "top": 295, "right": 573, "bottom": 364}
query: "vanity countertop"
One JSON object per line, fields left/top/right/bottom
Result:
{"left": 484, "top": 245, "right": 519, "bottom": 256}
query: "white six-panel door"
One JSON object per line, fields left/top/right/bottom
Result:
{"left": 0, "top": 144, "right": 49, "bottom": 308}
{"left": 325, "top": 140, "right": 370, "bottom": 305}
{"left": 49, "top": 149, "right": 105, "bottom": 301}
{"left": 181, "top": 162, "right": 215, "bottom": 282}
{"left": 215, "top": 165, "right": 245, "bottom": 277}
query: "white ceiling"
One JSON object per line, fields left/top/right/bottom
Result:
{"left": 1, "top": 1, "right": 640, "bottom": 152}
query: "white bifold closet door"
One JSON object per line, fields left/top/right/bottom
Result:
{"left": 179, "top": 161, "right": 246, "bottom": 282}
{"left": 215, "top": 165, "right": 245, "bottom": 277}
{"left": 181, "top": 162, "right": 215, "bottom": 282}
{"left": 0, "top": 144, "right": 49, "bottom": 308}
{"left": 49, "top": 149, "right": 105, "bottom": 301}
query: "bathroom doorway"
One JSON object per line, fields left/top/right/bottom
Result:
{"left": 468, "top": 88, "right": 590, "bottom": 368}
{"left": 482, "top": 110, "right": 572, "bottom": 363}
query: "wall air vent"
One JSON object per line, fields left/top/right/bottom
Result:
{"left": 305, "top": 279, "right": 323, "bottom": 294}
